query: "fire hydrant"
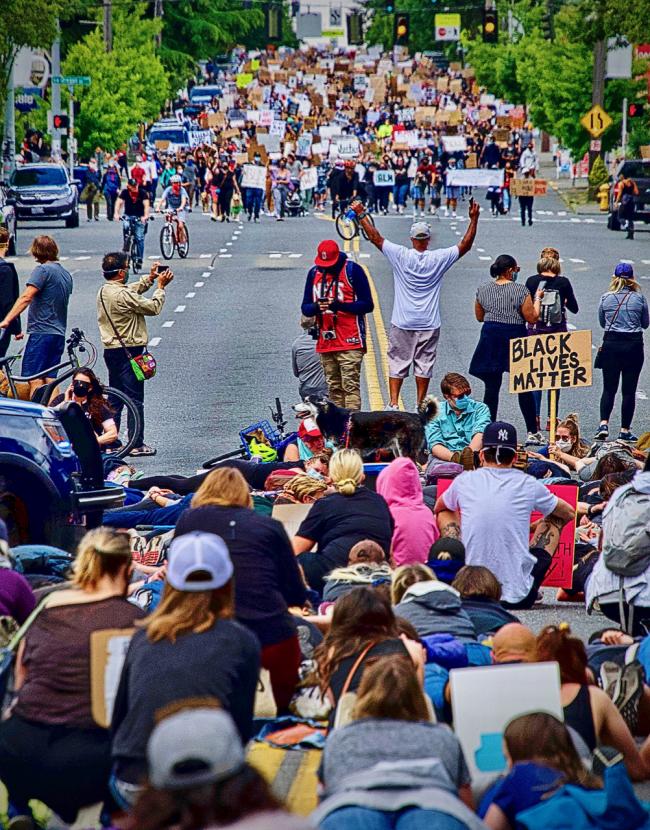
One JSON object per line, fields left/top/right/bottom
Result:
{"left": 598, "top": 183, "right": 610, "bottom": 211}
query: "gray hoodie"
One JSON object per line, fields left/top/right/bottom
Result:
{"left": 395, "top": 581, "right": 477, "bottom": 642}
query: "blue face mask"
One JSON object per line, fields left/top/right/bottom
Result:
{"left": 453, "top": 394, "right": 470, "bottom": 411}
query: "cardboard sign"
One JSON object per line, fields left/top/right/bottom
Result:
{"left": 241, "top": 164, "right": 267, "bottom": 190}
{"left": 272, "top": 503, "right": 313, "bottom": 541}
{"left": 451, "top": 663, "right": 562, "bottom": 779}
{"left": 270, "top": 119, "right": 287, "bottom": 139}
{"left": 535, "top": 483, "right": 578, "bottom": 589}
{"left": 447, "top": 168, "right": 504, "bottom": 188}
{"left": 509, "top": 330, "right": 593, "bottom": 393}
{"left": 510, "top": 178, "right": 548, "bottom": 197}
{"left": 465, "top": 153, "right": 477, "bottom": 169}
{"left": 300, "top": 167, "right": 318, "bottom": 191}
{"left": 207, "top": 113, "right": 226, "bottom": 128}
{"left": 493, "top": 128, "right": 510, "bottom": 143}
{"left": 90, "top": 628, "right": 136, "bottom": 728}
{"left": 154, "top": 140, "right": 170, "bottom": 151}
{"left": 440, "top": 135, "right": 467, "bottom": 153}
{"left": 373, "top": 169, "right": 396, "bottom": 186}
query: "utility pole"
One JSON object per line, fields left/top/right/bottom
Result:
{"left": 68, "top": 84, "right": 75, "bottom": 178}
{"left": 51, "top": 28, "right": 62, "bottom": 159}
{"left": 103, "top": 0, "right": 113, "bottom": 52}
{"left": 153, "top": 0, "right": 163, "bottom": 48}
{"left": 589, "top": 39, "right": 606, "bottom": 172}
{"left": 2, "top": 64, "right": 16, "bottom": 179}
{"left": 622, "top": 97, "right": 628, "bottom": 158}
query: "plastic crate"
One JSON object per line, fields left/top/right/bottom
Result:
{"left": 239, "top": 420, "right": 283, "bottom": 458}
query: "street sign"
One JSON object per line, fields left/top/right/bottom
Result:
{"left": 52, "top": 75, "right": 91, "bottom": 86}
{"left": 580, "top": 104, "right": 612, "bottom": 138}
{"left": 590, "top": 139, "right": 602, "bottom": 152}
{"left": 435, "top": 13, "right": 461, "bottom": 41}
{"left": 15, "top": 87, "right": 42, "bottom": 113}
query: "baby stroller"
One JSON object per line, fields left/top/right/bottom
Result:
{"left": 286, "top": 182, "right": 305, "bottom": 217}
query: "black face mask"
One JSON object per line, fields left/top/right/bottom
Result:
{"left": 73, "top": 380, "right": 91, "bottom": 397}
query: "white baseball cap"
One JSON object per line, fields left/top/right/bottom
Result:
{"left": 167, "top": 532, "right": 233, "bottom": 592}
{"left": 410, "top": 221, "right": 431, "bottom": 240}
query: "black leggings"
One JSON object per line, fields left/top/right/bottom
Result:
{"left": 131, "top": 472, "right": 208, "bottom": 495}
{"left": 599, "top": 333, "right": 644, "bottom": 428}
{"left": 481, "top": 371, "right": 538, "bottom": 433}
{"left": 501, "top": 547, "right": 552, "bottom": 610}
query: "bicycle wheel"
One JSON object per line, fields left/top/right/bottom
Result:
{"left": 360, "top": 212, "right": 375, "bottom": 241}
{"left": 177, "top": 224, "right": 190, "bottom": 258}
{"left": 202, "top": 447, "right": 246, "bottom": 469}
{"left": 102, "top": 386, "right": 142, "bottom": 459}
{"left": 160, "top": 224, "right": 175, "bottom": 260}
{"left": 335, "top": 213, "right": 357, "bottom": 241}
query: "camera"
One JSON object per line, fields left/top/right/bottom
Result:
{"left": 308, "top": 325, "right": 320, "bottom": 340}
{"left": 322, "top": 330, "right": 337, "bottom": 341}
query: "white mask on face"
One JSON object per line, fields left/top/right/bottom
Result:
{"left": 555, "top": 439, "right": 572, "bottom": 452}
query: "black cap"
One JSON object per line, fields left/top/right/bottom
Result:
{"left": 127, "top": 177, "right": 137, "bottom": 186}
{"left": 429, "top": 538, "right": 465, "bottom": 562}
{"left": 482, "top": 421, "right": 517, "bottom": 449}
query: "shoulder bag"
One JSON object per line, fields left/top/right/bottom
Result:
{"left": 327, "top": 640, "right": 376, "bottom": 731}
{"left": 594, "top": 292, "right": 630, "bottom": 370}
{"left": 0, "top": 595, "right": 50, "bottom": 708}
{"left": 100, "top": 286, "right": 157, "bottom": 381}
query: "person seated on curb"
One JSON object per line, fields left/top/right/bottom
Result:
{"left": 434, "top": 421, "right": 575, "bottom": 610}
{"left": 426, "top": 372, "right": 491, "bottom": 472}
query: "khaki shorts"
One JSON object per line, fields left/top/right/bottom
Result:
{"left": 388, "top": 325, "right": 440, "bottom": 379}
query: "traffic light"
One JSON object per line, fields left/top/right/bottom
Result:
{"left": 628, "top": 102, "right": 645, "bottom": 118}
{"left": 265, "top": 3, "right": 282, "bottom": 40}
{"left": 482, "top": 8, "right": 498, "bottom": 43}
{"left": 384, "top": 0, "right": 394, "bottom": 13}
{"left": 52, "top": 113, "right": 69, "bottom": 130}
{"left": 347, "top": 12, "right": 364, "bottom": 46}
{"left": 393, "top": 13, "right": 410, "bottom": 46}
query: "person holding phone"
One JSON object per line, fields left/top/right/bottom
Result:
{"left": 355, "top": 198, "right": 480, "bottom": 407}
{"left": 97, "top": 251, "right": 173, "bottom": 458}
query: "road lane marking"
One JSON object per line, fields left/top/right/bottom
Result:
{"left": 478, "top": 255, "right": 491, "bottom": 260}
{"left": 74, "top": 256, "right": 91, "bottom": 260}
{"left": 226, "top": 242, "right": 233, "bottom": 246}
{"left": 219, "top": 254, "right": 232, "bottom": 258}
{"left": 162, "top": 321, "right": 174, "bottom": 328}
{"left": 174, "top": 305, "right": 186, "bottom": 312}
{"left": 269, "top": 253, "right": 282, "bottom": 258}
{"left": 569, "top": 258, "right": 585, "bottom": 263}
{"left": 195, "top": 281, "right": 204, "bottom": 287}
{"left": 288, "top": 253, "right": 302, "bottom": 258}
{"left": 148, "top": 337, "right": 161, "bottom": 347}
{"left": 477, "top": 248, "right": 485, "bottom": 252}
{"left": 200, "top": 253, "right": 212, "bottom": 258}
{"left": 185, "top": 292, "right": 196, "bottom": 298}
{"left": 202, "top": 271, "right": 211, "bottom": 277}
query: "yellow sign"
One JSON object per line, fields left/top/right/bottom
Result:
{"left": 322, "top": 28, "right": 344, "bottom": 38}
{"left": 236, "top": 73, "right": 254, "bottom": 89}
{"left": 251, "top": 59, "right": 260, "bottom": 71}
{"left": 509, "top": 330, "right": 593, "bottom": 393}
{"left": 580, "top": 104, "right": 613, "bottom": 138}
{"left": 434, "top": 13, "right": 461, "bottom": 27}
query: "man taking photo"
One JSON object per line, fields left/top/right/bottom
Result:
{"left": 301, "top": 239, "right": 373, "bottom": 411}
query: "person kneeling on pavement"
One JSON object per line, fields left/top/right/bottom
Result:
{"left": 426, "top": 372, "right": 491, "bottom": 472}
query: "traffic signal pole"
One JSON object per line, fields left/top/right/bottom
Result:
{"left": 622, "top": 97, "right": 628, "bottom": 158}
{"left": 68, "top": 85, "right": 75, "bottom": 178}
{"left": 51, "top": 29, "right": 62, "bottom": 160}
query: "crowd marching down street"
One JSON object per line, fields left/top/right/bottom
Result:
{"left": 1, "top": 38, "right": 650, "bottom": 830}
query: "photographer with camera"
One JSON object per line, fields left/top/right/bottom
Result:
{"left": 291, "top": 315, "right": 329, "bottom": 402}
{"left": 301, "top": 239, "right": 374, "bottom": 410}
{"left": 97, "top": 252, "right": 173, "bottom": 457}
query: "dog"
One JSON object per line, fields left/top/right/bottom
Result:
{"left": 300, "top": 395, "right": 439, "bottom": 463}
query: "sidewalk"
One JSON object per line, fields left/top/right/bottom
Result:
{"left": 539, "top": 153, "right": 605, "bottom": 216}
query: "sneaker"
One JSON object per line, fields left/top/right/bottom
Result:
{"left": 611, "top": 661, "right": 644, "bottom": 733}
{"left": 128, "top": 444, "right": 157, "bottom": 457}
{"left": 618, "top": 430, "right": 638, "bottom": 443}
{"left": 451, "top": 211, "right": 457, "bottom": 218}
{"left": 386, "top": 403, "right": 400, "bottom": 411}
{"left": 526, "top": 431, "right": 545, "bottom": 445}
{"left": 595, "top": 422, "right": 609, "bottom": 440}
{"left": 599, "top": 661, "right": 622, "bottom": 700}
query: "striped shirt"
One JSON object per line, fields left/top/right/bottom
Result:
{"left": 476, "top": 280, "right": 528, "bottom": 325}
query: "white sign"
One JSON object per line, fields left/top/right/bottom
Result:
{"left": 447, "top": 168, "right": 505, "bottom": 188}
{"left": 300, "top": 167, "right": 318, "bottom": 191}
{"left": 269, "top": 119, "right": 287, "bottom": 139}
{"left": 450, "top": 663, "right": 563, "bottom": 780}
{"left": 606, "top": 37, "right": 632, "bottom": 79}
{"left": 440, "top": 135, "right": 468, "bottom": 152}
{"left": 188, "top": 130, "right": 212, "bottom": 147}
{"left": 373, "top": 169, "right": 395, "bottom": 187}
{"left": 297, "top": 134, "right": 313, "bottom": 157}
{"left": 241, "top": 164, "right": 267, "bottom": 190}
{"left": 330, "top": 136, "right": 360, "bottom": 159}
{"left": 256, "top": 134, "right": 281, "bottom": 153}
{"left": 436, "top": 26, "right": 460, "bottom": 41}
{"left": 259, "top": 109, "right": 274, "bottom": 127}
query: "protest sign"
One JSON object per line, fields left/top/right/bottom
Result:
{"left": 272, "top": 504, "right": 313, "bottom": 542}
{"left": 256, "top": 133, "right": 281, "bottom": 153}
{"left": 509, "top": 330, "right": 593, "bottom": 393}
{"left": 441, "top": 135, "right": 468, "bottom": 153}
{"left": 465, "top": 153, "right": 477, "bottom": 169}
{"left": 373, "top": 169, "right": 395, "bottom": 187}
{"left": 236, "top": 73, "right": 253, "bottom": 88}
{"left": 300, "top": 167, "right": 318, "bottom": 191}
{"left": 330, "top": 136, "right": 360, "bottom": 158}
{"left": 188, "top": 130, "right": 212, "bottom": 147}
{"left": 91, "top": 629, "right": 135, "bottom": 728}
{"left": 269, "top": 119, "right": 287, "bottom": 139}
{"left": 510, "top": 178, "right": 548, "bottom": 197}
{"left": 446, "top": 168, "right": 503, "bottom": 188}
{"left": 259, "top": 109, "right": 274, "bottom": 127}
{"left": 297, "top": 133, "right": 313, "bottom": 157}
{"left": 207, "top": 113, "right": 225, "bottom": 128}
{"left": 451, "top": 663, "right": 562, "bottom": 779}
{"left": 493, "top": 128, "right": 510, "bottom": 143}
{"left": 241, "top": 164, "right": 267, "bottom": 190}
{"left": 154, "top": 140, "right": 170, "bottom": 151}
{"left": 537, "top": 484, "right": 578, "bottom": 589}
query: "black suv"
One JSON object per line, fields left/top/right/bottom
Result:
{"left": 608, "top": 159, "right": 650, "bottom": 231}
{"left": 5, "top": 163, "right": 80, "bottom": 228}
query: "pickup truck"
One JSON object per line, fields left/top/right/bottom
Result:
{"left": 0, "top": 398, "right": 124, "bottom": 550}
{"left": 608, "top": 159, "right": 650, "bottom": 231}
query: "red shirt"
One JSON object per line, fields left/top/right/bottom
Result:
{"left": 312, "top": 260, "right": 364, "bottom": 353}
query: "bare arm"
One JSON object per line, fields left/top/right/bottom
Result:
{"left": 484, "top": 804, "right": 512, "bottom": 830}
{"left": 115, "top": 197, "right": 124, "bottom": 220}
{"left": 457, "top": 198, "right": 480, "bottom": 257}
{"left": 549, "top": 496, "right": 575, "bottom": 525}
{"left": 0, "top": 285, "right": 39, "bottom": 328}
{"left": 520, "top": 294, "right": 539, "bottom": 324}
{"left": 358, "top": 212, "right": 385, "bottom": 251}
{"left": 292, "top": 535, "right": 314, "bottom": 555}
{"left": 474, "top": 299, "right": 485, "bottom": 322}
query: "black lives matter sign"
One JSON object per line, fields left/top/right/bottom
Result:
{"left": 509, "top": 330, "right": 593, "bottom": 393}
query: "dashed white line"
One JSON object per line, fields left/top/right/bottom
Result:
{"left": 147, "top": 256, "right": 158, "bottom": 260}
{"left": 569, "top": 258, "right": 585, "bottom": 264}
{"left": 199, "top": 253, "right": 212, "bottom": 259}
{"left": 219, "top": 253, "right": 232, "bottom": 258}
{"left": 620, "top": 259, "right": 635, "bottom": 265}
{"left": 642, "top": 260, "right": 650, "bottom": 265}
{"left": 570, "top": 218, "right": 581, "bottom": 223}
{"left": 174, "top": 305, "right": 186, "bottom": 313}
{"left": 226, "top": 242, "right": 233, "bottom": 246}
{"left": 288, "top": 253, "right": 302, "bottom": 258}
{"left": 269, "top": 253, "right": 282, "bottom": 258}
{"left": 162, "top": 320, "right": 175, "bottom": 328}
{"left": 194, "top": 281, "right": 204, "bottom": 287}
{"left": 185, "top": 292, "right": 196, "bottom": 298}
{"left": 220, "top": 248, "right": 227, "bottom": 253}
{"left": 477, "top": 247, "right": 485, "bottom": 253}
{"left": 557, "top": 211, "right": 567, "bottom": 216}
{"left": 583, "top": 218, "right": 596, "bottom": 223}
{"left": 567, "top": 323, "right": 577, "bottom": 330}
{"left": 359, "top": 253, "right": 371, "bottom": 258}
{"left": 148, "top": 337, "right": 161, "bottom": 347}
{"left": 75, "top": 256, "right": 91, "bottom": 260}
{"left": 478, "top": 255, "right": 491, "bottom": 260}
{"left": 60, "top": 256, "right": 69, "bottom": 261}
{"left": 202, "top": 271, "right": 211, "bottom": 277}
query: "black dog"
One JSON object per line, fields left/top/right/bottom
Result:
{"left": 301, "top": 396, "right": 439, "bottom": 463}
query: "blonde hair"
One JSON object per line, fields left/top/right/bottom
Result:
{"left": 391, "top": 563, "right": 436, "bottom": 605}
{"left": 143, "top": 583, "right": 234, "bottom": 643}
{"left": 282, "top": 474, "right": 328, "bottom": 502}
{"left": 329, "top": 449, "right": 363, "bottom": 496}
{"left": 609, "top": 276, "right": 640, "bottom": 294}
{"left": 192, "top": 467, "right": 253, "bottom": 509}
{"left": 540, "top": 247, "right": 559, "bottom": 260}
{"left": 558, "top": 413, "right": 589, "bottom": 458}
{"left": 72, "top": 527, "right": 131, "bottom": 590}
{"left": 537, "top": 256, "right": 561, "bottom": 275}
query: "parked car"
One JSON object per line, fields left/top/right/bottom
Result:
{"left": 607, "top": 159, "right": 650, "bottom": 231}
{"left": 188, "top": 85, "right": 222, "bottom": 105}
{"left": 0, "top": 398, "right": 124, "bottom": 550}
{"left": 5, "top": 163, "right": 80, "bottom": 228}
{"left": 0, "top": 184, "right": 17, "bottom": 255}
{"left": 146, "top": 121, "right": 192, "bottom": 153}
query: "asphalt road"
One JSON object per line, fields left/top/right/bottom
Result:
{"left": 7, "top": 189, "right": 650, "bottom": 639}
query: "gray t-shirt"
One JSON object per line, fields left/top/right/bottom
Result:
{"left": 26, "top": 262, "right": 73, "bottom": 335}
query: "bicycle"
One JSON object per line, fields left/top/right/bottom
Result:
{"left": 121, "top": 216, "right": 142, "bottom": 274}
{"left": 202, "top": 397, "right": 298, "bottom": 469}
{"left": 160, "top": 210, "right": 190, "bottom": 260}
{"left": 335, "top": 199, "right": 375, "bottom": 241}
{"left": 0, "top": 328, "right": 142, "bottom": 460}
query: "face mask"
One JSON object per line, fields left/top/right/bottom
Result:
{"left": 453, "top": 394, "right": 470, "bottom": 411}
{"left": 510, "top": 269, "right": 519, "bottom": 282}
{"left": 306, "top": 467, "right": 324, "bottom": 481}
{"left": 555, "top": 439, "right": 572, "bottom": 452}
{"left": 73, "top": 380, "right": 90, "bottom": 397}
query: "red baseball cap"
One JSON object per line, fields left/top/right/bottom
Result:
{"left": 299, "top": 418, "right": 322, "bottom": 440}
{"left": 314, "top": 239, "right": 340, "bottom": 267}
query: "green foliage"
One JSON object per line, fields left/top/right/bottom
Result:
{"left": 62, "top": 7, "right": 169, "bottom": 157}
{"left": 588, "top": 154, "right": 608, "bottom": 189}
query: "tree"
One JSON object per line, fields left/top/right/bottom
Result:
{"left": 62, "top": 8, "right": 169, "bottom": 157}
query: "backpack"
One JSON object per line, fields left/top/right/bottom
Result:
{"left": 602, "top": 480, "right": 650, "bottom": 577}
{"left": 540, "top": 280, "right": 564, "bottom": 326}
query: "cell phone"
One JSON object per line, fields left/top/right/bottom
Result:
{"left": 156, "top": 265, "right": 167, "bottom": 274}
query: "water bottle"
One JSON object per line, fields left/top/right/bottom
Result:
{"left": 345, "top": 206, "right": 357, "bottom": 221}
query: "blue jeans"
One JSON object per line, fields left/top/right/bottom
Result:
{"left": 245, "top": 187, "right": 263, "bottom": 218}
{"left": 393, "top": 183, "right": 409, "bottom": 207}
{"left": 21, "top": 333, "right": 65, "bottom": 376}
{"left": 123, "top": 217, "right": 145, "bottom": 262}
{"left": 320, "top": 807, "right": 468, "bottom": 830}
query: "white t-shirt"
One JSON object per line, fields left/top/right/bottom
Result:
{"left": 442, "top": 466, "right": 558, "bottom": 604}
{"left": 381, "top": 240, "right": 459, "bottom": 330}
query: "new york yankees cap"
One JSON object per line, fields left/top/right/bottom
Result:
{"left": 482, "top": 421, "right": 517, "bottom": 450}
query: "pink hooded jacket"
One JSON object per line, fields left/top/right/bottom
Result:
{"left": 376, "top": 457, "right": 439, "bottom": 566}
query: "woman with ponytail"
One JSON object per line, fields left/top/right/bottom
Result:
{"left": 469, "top": 254, "right": 543, "bottom": 444}
{"left": 293, "top": 449, "right": 394, "bottom": 594}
